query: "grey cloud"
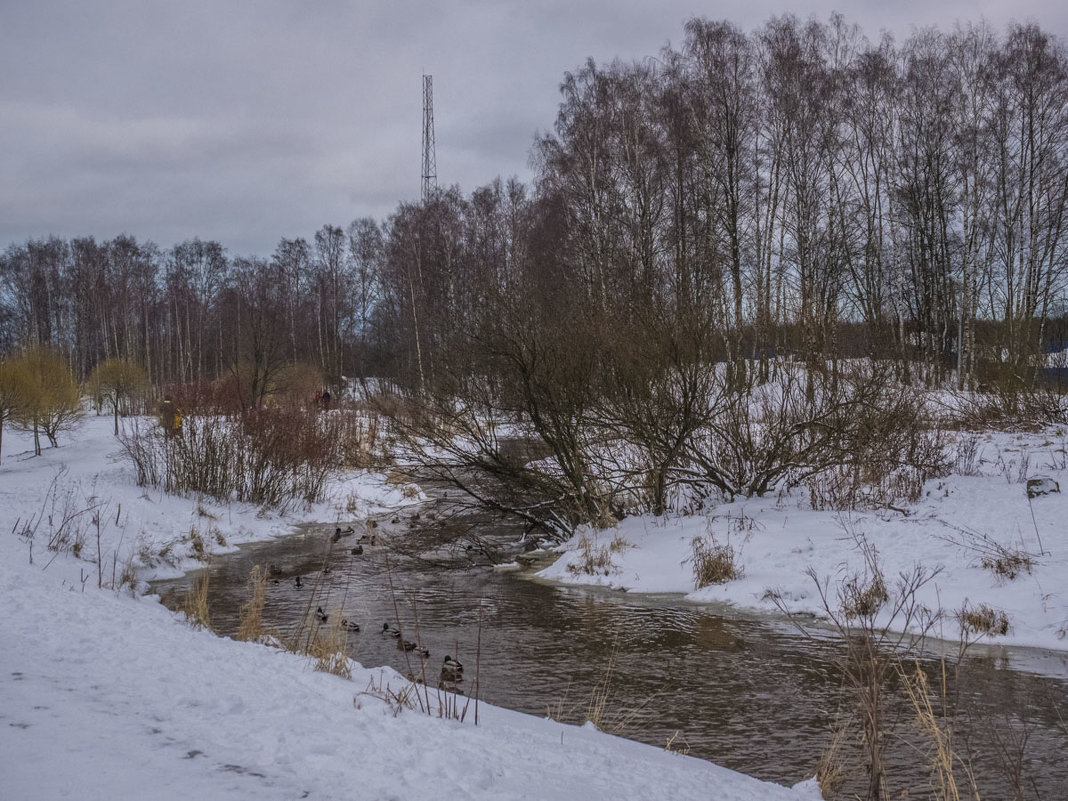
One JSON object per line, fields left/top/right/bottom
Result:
{"left": 2, "top": 0, "right": 1067, "bottom": 255}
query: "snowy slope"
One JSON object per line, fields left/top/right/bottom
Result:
{"left": 0, "top": 417, "right": 818, "bottom": 801}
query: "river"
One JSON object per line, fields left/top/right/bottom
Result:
{"left": 150, "top": 516, "right": 1068, "bottom": 799}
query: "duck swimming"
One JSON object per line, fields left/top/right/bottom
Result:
{"left": 294, "top": 575, "right": 304, "bottom": 588}
{"left": 315, "top": 606, "right": 329, "bottom": 623}
{"left": 440, "top": 655, "right": 464, "bottom": 680}
{"left": 382, "top": 622, "right": 401, "bottom": 638}
{"left": 340, "top": 619, "right": 360, "bottom": 632}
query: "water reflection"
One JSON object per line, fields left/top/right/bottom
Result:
{"left": 151, "top": 526, "right": 1068, "bottom": 798}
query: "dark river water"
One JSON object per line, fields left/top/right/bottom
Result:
{"left": 151, "top": 519, "right": 1068, "bottom": 799}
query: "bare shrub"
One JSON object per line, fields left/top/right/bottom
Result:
{"left": 683, "top": 362, "right": 948, "bottom": 508}
{"left": 373, "top": 297, "right": 618, "bottom": 540}
{"left": 953, "top": 433, "right": 982, "bottom": 476}
{"left": 331, "top": 412, "right": 380, "bottom": 468}
{"left": 949, "top": 381, "right": 1068, "bottom": 432}
{"left": 942, "top": 526, "right": 1039, "bottom": 583}
{"left": 776, "top": 527, "right": 941, "bottom": 800}
{"left": 10, "top": 345, "right": 83, "bottom": 454}
{"left": 119, "top": 406, "right": 342, "bottom": 510}
{"left": 15, "top": 469, "right": 114, "bottom": 561}
{"left": 385, "top": 467, "right": 410, "bottom": 486}
{"left": 691, "top": 535, "right": 739, "bottom": 588}
{"left": 805, "top": 373, "right": 949, "bottom": 510}
{"left": 164, "top": 378, "right": 243, "bottom": 416}
{"left": 86, "top": 358, "right": 150, "bottom": 435}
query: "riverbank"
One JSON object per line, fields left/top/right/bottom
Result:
{"left": 539, "top": 429, "right": 1068, "bottom": 653}
{"left": 0, "top": 415, "right": 819, "bottom": 800}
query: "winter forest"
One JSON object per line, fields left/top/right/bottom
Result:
{"left": 4, "top": 18, "right": 1067, "bottom": 384}
{"left": 3, "top": 15, "right": 1068, "bottom": 523}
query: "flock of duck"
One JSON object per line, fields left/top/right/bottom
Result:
{"left": 276, "top": 521, "right": 466, "bottom": 685}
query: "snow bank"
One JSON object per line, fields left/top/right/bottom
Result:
{"left": 540, "top": 429, "right": 1068, "bottom": 653}
{"left": 1, "top": 416, "right": 817, "bottom": 800}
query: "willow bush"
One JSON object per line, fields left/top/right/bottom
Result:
{"left": 119, "top": 406, "right": 362, "bottom": 510}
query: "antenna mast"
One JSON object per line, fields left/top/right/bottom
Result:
{"left": 421, "top": 74, "right": 437, "bottom": 203}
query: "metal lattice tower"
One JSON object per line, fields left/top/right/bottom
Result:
{"left": 421, "top": 74, "right": 437, "bottom": 203}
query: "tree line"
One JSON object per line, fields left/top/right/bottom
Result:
{"left": 2, "top": 16, "right": 1067, "bottom": 401}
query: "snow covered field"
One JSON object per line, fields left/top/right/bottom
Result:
{"left": 0, "top": 415, "right": 820, "bottom": 801}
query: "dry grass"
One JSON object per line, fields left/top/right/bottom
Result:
{"left": 815, "top": 724, "right": 849, "bottom": 799}
{"left": 664, "top": 730, "right": 691, "bottom": 755}
{"left": 566, "top": 532, "right": 630, "bottom": 577}
{"left": 236, "top": 565, "right": 268, "bottom": 642}
{"left": 581, "top": 653, "right": 659, "bottom": 737}
{"left": 188, "top": 527, "right": 208, "bottom": 561}
{"left": 183, "top": 572, "right": 212, "bottom": 630}
{"left": 958, "top": 603, "right": 1010, "bottom": 637}
{"left": 355, "top": 670, "right": 420, "bottom": 717}
{"left": 841, "top": 572, "right": 889, "bottom": 619}
{"left": 385, "top": 468, "right": 411, "bottom": 485}
{"left": 308, "top": 619, "right": 352, "bottom": 678}
{"left": 691, "top": 535, "right": 739, "bottom": 588}
{"left": 900, "top": 662, "right": 981, "bottom": 801}
{"left": 980, "top": 548, "right": 1034, "bottom": 581}
{"left": 336, "top": 413, "right": 381, "bottom": 469}
{"left": 585, "top": 656, "right": 617, "bottom": 732}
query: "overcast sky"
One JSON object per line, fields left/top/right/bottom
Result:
{"left": 2, "top": 1, "right": 1066, "bottom": 256}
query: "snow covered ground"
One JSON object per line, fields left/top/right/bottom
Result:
{"left": 0, "top": 415, "right": 819, "bottom": 801}
{"left": 540, "top": 429, "right": 1068, "bottom": 655}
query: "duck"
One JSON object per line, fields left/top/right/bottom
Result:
{"left": 382, "top": 622, "right": 401, "bottom": 638}
{"left": 440, "top": 655, "right": 464, "bottom": 681}
{"left": 350, "top": 545, "right": 363, "bottom": 555}
{"left": 337, "top": 526, "right": 355, "bottom": 537}
{"left": 315, "top": 606, "right": 329, "bottom": 623}
{"left": 414, "top": 645, "right": 430, "bottom": 659}
{"left": 340, "top": 618, "right": 360, "bottom": 632}
{"left": 442, "top": 655, "right": 464, "bottom": 672}
{"left": 267, "top": 564, "right": 284, "bottom": 578}
{"left": 397, "top": 638, "right": 418, "bottom": 652}
{"left": 294, "top": 575, "right": 304, "bottom": 589}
